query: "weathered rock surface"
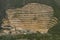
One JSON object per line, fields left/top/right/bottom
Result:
{"left": 2, "top": 3, "right": 58, "bottom": 34}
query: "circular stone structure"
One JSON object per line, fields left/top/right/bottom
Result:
{"left": 3, "top": 3, "right": 58, "bottom": 34}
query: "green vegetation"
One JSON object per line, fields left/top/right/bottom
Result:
{"left": 0, "top": 33, "right": 60, "bottom": 40}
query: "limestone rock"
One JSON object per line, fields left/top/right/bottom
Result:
{"left": 3, "top": 3, "right": 58, "bottom": 34}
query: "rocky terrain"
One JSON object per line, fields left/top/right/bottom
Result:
{"left": 1, "top": 3, "right": 58, "bottom": 34}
